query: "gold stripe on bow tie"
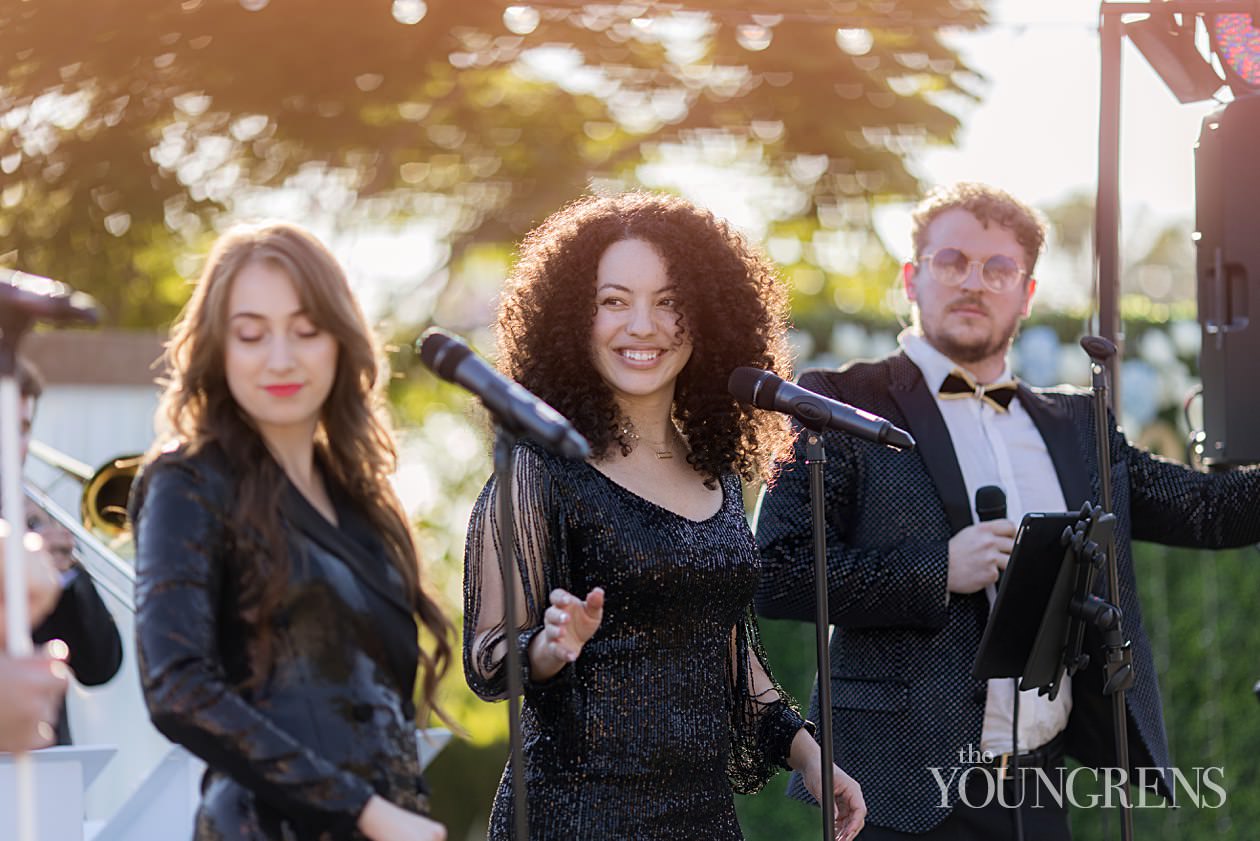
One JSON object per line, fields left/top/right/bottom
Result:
{"left": 938, "top": 369, "right": 1019, "bottom": 412}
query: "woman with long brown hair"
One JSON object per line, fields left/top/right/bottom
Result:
{"left": 463, "top": 192, "right": 866, "bottom": 840}
{"left": 132, "top": 221, "right": 450, "bottom": 841}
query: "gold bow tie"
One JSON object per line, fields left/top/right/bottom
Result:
{"left": 938, "top": 369, "right": 1019, "bottom": 412}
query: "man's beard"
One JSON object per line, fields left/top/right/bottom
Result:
{"left": 925, "top": 311, "right": 1022, "bottom": 366}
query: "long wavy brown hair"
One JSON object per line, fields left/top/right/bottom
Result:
{"left": 496, "top": 192, "right": 794, "bottom": 485}
{"left": 151, "top": 221, "right": 452, "bottom": 723}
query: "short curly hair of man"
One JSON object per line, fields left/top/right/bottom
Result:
{"left": 910, "top": 182, "right": 1047, "bottom": 277}
{"left": 495, "top": 191, "right": 795, "bottom": 486}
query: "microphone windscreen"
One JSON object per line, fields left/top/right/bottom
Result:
{"left": 975, "top": 485, "right": 1006, "bottom": 522}
{"left": 727, "top": 366, "right": 777, "bottom": 410}
{"left": 418, "top": 329, "right": 471, "bottom": 381}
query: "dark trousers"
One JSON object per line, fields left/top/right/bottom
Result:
{"left": 861, "top": 766, "right": 1072, "bottom": 841}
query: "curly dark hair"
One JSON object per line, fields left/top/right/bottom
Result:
{"left": 496, "top": 191, "right": 794, "bottom": 485}
{"left": 910, "top": 182, "right": 1047, "bottom": 276}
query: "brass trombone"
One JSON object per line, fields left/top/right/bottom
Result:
{"left": 27, "top": 441, "right": 142, "bottom": 539}
{"left": 81, "top": 454, "right": 143, "bottom": 538}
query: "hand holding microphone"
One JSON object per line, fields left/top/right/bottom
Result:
{"left": 947, "top": 486, "right": 1015, "bottom": 594}
{"left": 0, "top": 651, "right": 68, "bottom": 752}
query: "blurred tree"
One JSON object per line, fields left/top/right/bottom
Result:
{"left": 1, "top": 0, "right": 985, "bottom": 326}
{"left": 1124, "top": 211, "right": 1196, "bottom": 307}
{"left": 1038, "top": 191, "right": 1197, "bottom": 317}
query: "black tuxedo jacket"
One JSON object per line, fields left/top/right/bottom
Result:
{"left": 754, "top": 353, "right": 1260, "bottom": 833}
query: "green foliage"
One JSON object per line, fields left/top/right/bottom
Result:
{"left": 1068, "top": 543, "right": 1260, "bottom": 841}
{"left": 425, "top": 738, "right": 508, "bottom": 838}
{"left": 386, "top": 356, "right": 506, "bottom": 747}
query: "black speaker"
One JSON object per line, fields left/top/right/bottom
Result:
{"left": 1195, "top": 94, "right": 1260, "bottom": 466}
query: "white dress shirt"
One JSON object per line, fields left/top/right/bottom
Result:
{"left": 899, "top": 328, "right": 1071, "bottom": 755}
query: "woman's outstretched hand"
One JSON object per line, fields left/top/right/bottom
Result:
{"left": 529, "top": 587, "right": 604, "bottom": 681}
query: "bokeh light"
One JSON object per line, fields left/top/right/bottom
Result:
{"left": 391, "top": 0, "right": 427, "bottom": 26}
{"left": 503, "top": 6, "right": 541, "bottom": 36}
{"left": 835, "top": 28, "right": 874, "bottom": 56}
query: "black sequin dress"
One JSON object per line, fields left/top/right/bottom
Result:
{"left": 463, "top": 441, "right": 807, "bottom": 841}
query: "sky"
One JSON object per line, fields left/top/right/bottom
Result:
{"left": 874, "top": 0, "right": 1231, "bottom": 310}
{"left": 921, "top": 0, "right": 1221, "bottom": 216}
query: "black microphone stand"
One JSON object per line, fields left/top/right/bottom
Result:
{"left": 1080, "top": 336, "right": 1136, "bottom": 841}
{"left": 802, "top": 429, "right": 836, "bottom": 841}
{"left": 417, "top": 329, "right": 590, "bottom": 840}
{"left": 492, "top": 429, "right": 530, "bottom": 841}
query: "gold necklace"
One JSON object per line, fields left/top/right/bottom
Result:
{"left": 621, "top": 422, "right": 676, "bottom": 459}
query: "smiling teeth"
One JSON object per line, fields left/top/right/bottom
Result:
{"left": 621, "top": 349, "right": 660, "bottom": 361}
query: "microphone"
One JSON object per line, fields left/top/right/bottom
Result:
{"left": 0, "top": 269, "right": 100, "bottom": 326}
{"left": 727, "top": 367, "right": 915, "bottom": 451}
{"left": 975, "top": 485, "right": 1006, "bottom": 523}
{"left": 417, "top": 328, "right": 591, "bottom": 460}
{"left": 976, "top": 486, "right": 1006, "bottom": 587}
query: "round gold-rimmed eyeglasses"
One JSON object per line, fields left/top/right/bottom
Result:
{"left": 919, "top": 247, "right": 1028, "bottom": 293}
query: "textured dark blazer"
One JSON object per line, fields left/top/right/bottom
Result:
{"left": 754, "top": 353, "right": 1260, "bottom": 833}
{"left": 131, "top": 444, "right": 426, "bottom": 841}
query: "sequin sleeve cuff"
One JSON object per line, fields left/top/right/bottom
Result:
{"left": 759, "top": 699, "right": 810, "bottom": 770}
{"left": 519, "top": 626, "right": 572, "bottom": 692}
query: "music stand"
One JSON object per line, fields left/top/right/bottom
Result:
{"left": 973, "top": 511, "right": 1081, "bottom": 685}
{"left": 974, "top": 504, "right": 1119, "bottom": 698}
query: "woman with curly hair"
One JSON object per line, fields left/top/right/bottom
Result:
{"left": 463, "top": 192, "right": 866, "bottom": 840}
{"left": 131, "top": 222, "right": 449, "bottom": 841}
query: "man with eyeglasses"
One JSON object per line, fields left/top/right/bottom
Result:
{"left": 754, "top": 182, "right": 1260, "bottom": 839}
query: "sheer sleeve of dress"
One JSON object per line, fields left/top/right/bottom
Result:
{"left": 463, "top": 442, "right": 570, "bottom": 701}
{"left": 726, "top": 605, "right": 811, "bottom": 795}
